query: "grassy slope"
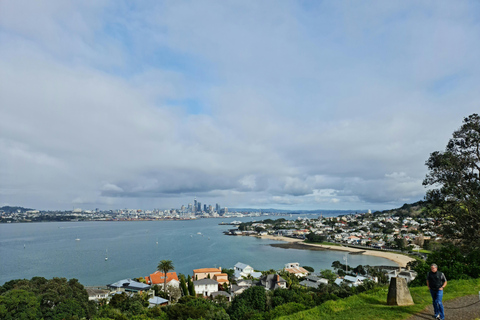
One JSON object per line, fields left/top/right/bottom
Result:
{"left": 278, "top": 278, "right": 480, "bottom": 320}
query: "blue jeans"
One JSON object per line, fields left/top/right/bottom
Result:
{"left": 430, "top": 289, "right": 444, "bottom": 319}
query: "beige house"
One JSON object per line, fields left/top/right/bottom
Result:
{"left": 193, "top": 267, "right": 229, "bottom": 284}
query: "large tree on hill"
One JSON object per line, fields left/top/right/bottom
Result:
{"left": 423, "top": 113, "right": 480, "bottom": 249}
{"left": 157, "top": 260, "right": 174, "bottom": 293}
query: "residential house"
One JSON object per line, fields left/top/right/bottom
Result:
{"left": 234, "top": 262, "right": 262, "bottom": 280}
{"left": 194, "top": 278, "right": 219, "bottom": 296}
{"left": 211, "top": 291, "right": 232, "bottom": 302}
{"left": 193, "top": 267, "right": 229, "bottom": 286}
{"left": 259, "top": 274, "right": 287, "bottom": 290}
{"left": 107, "top": 279, "right": 151, "bottom": 293}
{"left": 86, "top": 287, "right": 109, "bottom": 301}
{"left": 148, "top": 296, "right": 169, "bottom": 307}
{"left": 230, "top": 279, "right": 253, "bottom": 296}
{"left": 145, "top": 271, "right": 180, "bottom": 288}
{"left": 299, "top": 275, "right": 329, "bottom": 289}
{"left": 343, "top": 275, "right": 368, "bottom": 287}
{"left": 284, "top": 262, "right": 309, "bottom": 277}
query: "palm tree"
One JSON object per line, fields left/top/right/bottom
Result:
{"left": 157, "top": 260, "right": 174, "bottom": 293}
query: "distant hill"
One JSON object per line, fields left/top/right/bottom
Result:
{"left": 230, "top": 208, "right": 370, "bottom": 216}
{"left": 0, "top": 206, "right": 34, "bottom": 213}
{"left": 374, "top": 200, "right": 429, "bottom": 218}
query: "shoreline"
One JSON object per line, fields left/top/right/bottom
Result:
{"left": 258, "top": 235, "right": 415, "bottom": 267}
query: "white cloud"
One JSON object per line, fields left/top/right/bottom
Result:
{"left": 1, "top": 1, "right": 479, "bottom": 210}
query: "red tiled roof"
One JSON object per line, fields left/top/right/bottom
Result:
{"left": 285, "top": 267, "right": 309, "bottom": 274}
{"left": 193, "top": 268, "right": 221, "bottom": 273}
{"left": 147, "top": 271, "right": 179, "bottom": 285}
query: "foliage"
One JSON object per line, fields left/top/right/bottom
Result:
{"left": 0, "top": 277, "right": 95, "bottom": 319}
{"left": 109, "top": 292, "right": 148, "bottom": 315}
{"left": 265, "top": 302, "right": 307, "bottom": 320}
{"left": 410, "top": 243, "right": 480, "bottom": 287}
{"left": 179, "top": 274, "right": 188, "bottom": 297}
{"left": 302, "top": 266, "right": 314, "bottom": 273}
{"left": 269, "top": 288, "right": 315, "bottom": 309}
{"left": 157, "top": 260, "right": 174, "bottom": 294}
{"left": 305, "top": 232, "right": 326, "bottom": 243}
{"left": 229, "top": 286, "right": 266, "bottom": 320}
{"left": 165, "top": 296, "right": 229, "bottom": 320}
{"left": 187, "top": 275, "right": 195, "bottom": 296}
{"left": 319, "top": 269, "right": 337, "bottom": 283}
{"left": 424, "top": 113, "right": 480, "bottom": 250}
{"left": 0, "top": 289, "right": 42, "bottom": 320}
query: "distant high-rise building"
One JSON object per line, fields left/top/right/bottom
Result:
{"left": 197, "top": 202, "right": 202, "bottom": 213}
{"left": 208, "top": 205, "right": 213, "bottom": 213}
{"left": 216, "top": 203, "right": 220, "bottom": 212}
{"left": 203, "top": 204, "right": 207, "bottom": 212}
{"left": 188, "top": 203, "right": 193, "bottom": 213}
{"left": 194, "top": 198, "right": 197, "bottom": 213}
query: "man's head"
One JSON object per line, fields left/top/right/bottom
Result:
{"left": 430, "top": 264, "right": 438, "bottom": 272}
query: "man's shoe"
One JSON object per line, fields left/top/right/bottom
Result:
{"left": 435, "top": 315, "right": 441, "bottom": 320}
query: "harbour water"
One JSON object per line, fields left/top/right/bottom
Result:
{"left": 0, "top": 217, "right": 397, "bottom": 286}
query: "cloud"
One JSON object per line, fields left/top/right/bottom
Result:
{"left": 1, "top": 1, "right": 479, "bottom": 210}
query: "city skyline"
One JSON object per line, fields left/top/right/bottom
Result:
{"left": 1, "top": 1, "right": 480, "bottom": 211}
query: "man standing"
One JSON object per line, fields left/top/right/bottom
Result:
{"left": 427, "top": 263, "right": 447, "bottom": 320}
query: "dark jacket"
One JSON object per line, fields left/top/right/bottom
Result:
{"left": 427, "top": 271, "right": 446, "bottom": 291}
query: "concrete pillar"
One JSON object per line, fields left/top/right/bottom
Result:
{"left": 387, "top": 277, "right": 414, "bottom": 306}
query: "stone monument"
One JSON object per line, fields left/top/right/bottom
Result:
{"left": 387, "top": 277, "right": 414, "bottom": 306}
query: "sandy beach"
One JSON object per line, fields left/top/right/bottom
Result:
{"left": 258, "top": 235, "right": 415, "bottom": 267}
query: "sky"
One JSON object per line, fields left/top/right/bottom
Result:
{"left": 1, "top": 1, "right": 479, "bottom": 211}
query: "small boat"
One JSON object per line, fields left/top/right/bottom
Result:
{"left": 197, "top": 232, "right": 202, "bottom": 235}
{"left": 105, "top": 249, "right": 108, "bottom": 261}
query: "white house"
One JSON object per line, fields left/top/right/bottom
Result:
{"left": 343, "top": 275, "right": 368, "bottom": 287}
{"left": 233, "top": 262, "right": 262, "bottom": 280}
{"left": 86, "top": 288, "right": 109, "bottom": 301}
{"left": 194, "top": 278, "right": 218, "bottom": 296}
{"left": 284, "top": 262, "right": 309, "bottom": 277}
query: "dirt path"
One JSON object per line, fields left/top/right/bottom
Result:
{"left": 407, "top": 295, "right": 480, "bottom": 320}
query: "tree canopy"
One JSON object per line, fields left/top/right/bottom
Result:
{"left": 423, "top": 113, "right": 480, "bottom": 249}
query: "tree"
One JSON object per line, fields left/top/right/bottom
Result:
{"left": 187, "top": 275, "right": 195, "bottom": 296}
{"left": 424, "top": 113, "right": 480, "bottom": 249}
{"left": 319, "top": 269, "right": 337, "bottom": 283}
{"left": 157, "top": 260, "right": 174, "bottom": 293}
{"left": 0, "top": 289, "right": 42, "bottom": 320}
{"left": 179, "top": 274, "right": 188, "bottom": 297}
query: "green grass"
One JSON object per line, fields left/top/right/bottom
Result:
{"left": 418, "top": 249, "right": 432, "bottom": 254}
{"left": 277, "top": 278, "right": 480, "bottom": 320}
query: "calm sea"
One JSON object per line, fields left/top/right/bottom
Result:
{"left": 0, "top": 217, "right": 397, "bottom": 286}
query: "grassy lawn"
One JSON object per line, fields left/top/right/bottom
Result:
{"left": 278, "top": 278, "right": 480, "bottom": 320}
{"left": 418, "top": 249, "right": 432, "bottom": 254}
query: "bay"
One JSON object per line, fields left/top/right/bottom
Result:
{"left": 0, "top": 217, "right": 397, "bottom": 286}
